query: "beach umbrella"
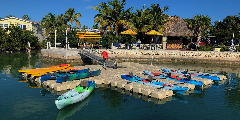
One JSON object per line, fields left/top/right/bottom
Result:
{"left": 120, "top": 29, "right": 137, "bottom": 35}
{"left": 145, "top": 30, "right": 163, "bottom": 35}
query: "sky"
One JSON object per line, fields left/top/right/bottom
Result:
{"left": 0, "top": 0, "right": 239, "bottom": 28}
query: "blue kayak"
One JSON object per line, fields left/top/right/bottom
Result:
{"left": 121, "top": 75, "right": 189, "bottom": 94}
{"left": 161, "top": 68, "right": 220, "bottom": 82}
{"left": 143, "top": 71, "right": 203, "bottom": 87}
{"left": 40, "top": 69, "right": 90, "bottom": 82}
{"left": 56, "top": 70, "right": 101, "bottom": 83}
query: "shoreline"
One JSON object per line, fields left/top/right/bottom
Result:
{"left": 40, "top": 49, "right": 240, "bottom": 65}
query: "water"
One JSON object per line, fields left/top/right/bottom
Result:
{"left": 0, "top": 51, "right": 240, "bottom": 120}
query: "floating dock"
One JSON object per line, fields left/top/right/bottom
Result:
{"left": 24, "top": 62, "right": 227, "bottom": 101}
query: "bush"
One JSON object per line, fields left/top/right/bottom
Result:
{"left": 0, "top": 26, "right": 39, "bottom": 50}
{"left": 198, "top": 45, "right": 213, "bottom": 51}
{"left": 236, "top": 46, "right": 240, "bottom": 52}
{"left": 220, "top": 47, "right": 229, "bottom": 52}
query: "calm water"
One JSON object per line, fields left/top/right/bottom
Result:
{"left": 0, "top": 51, "right": 240, "bottom": 120}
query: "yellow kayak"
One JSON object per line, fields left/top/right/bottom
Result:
{"left": 26, "top": 66, "right": 69, "bottom": 75}
{"left": 18, "top": 64, "right": 70, "bottom": 73}
{"left": 31, "top": 67, "right": 75, "bottom": 77}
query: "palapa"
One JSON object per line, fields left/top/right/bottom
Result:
{"left": 163, "top": 16, "right": 194, "bottom": 37}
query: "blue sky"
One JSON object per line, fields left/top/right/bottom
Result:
{"left": 0, "top": 0, "right": 239, "bottom": 28}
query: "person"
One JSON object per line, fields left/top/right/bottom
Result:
{"left": 102, "top": 51, "right": 108, "bottom": 69}
{"left": 208, "top": 38, "right": 211, "bottom": 46}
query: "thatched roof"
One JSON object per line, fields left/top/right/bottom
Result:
{"left": 163, "top": 16, "right": 194, "bottom": 37}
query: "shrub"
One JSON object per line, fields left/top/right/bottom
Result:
{"left": 220, "top": 47, "right": 229, "bottom": 52}
{"left": 198, "top": 45, "right": 213, "bottom": 51}
{"left": 0, "top": 26, "right": 39, "bottom": 50}
{"left": 236, "top": 46, "right": 240, "bottom": 52}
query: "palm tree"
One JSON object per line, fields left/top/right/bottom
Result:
{"left": 147, "top": 4, "right": 169, "bottom": 32}
{"left": 40, "top": 13, "right": 58, "bottom": 35}
{"left": 108, "top": 0, "right": 133, "bottom": 36}
{"left": 94, "top": 0, "right": 133, "bottom": 36}
{"left": 185, "top": 15, "right": 211, "bottom": 45}
{"left": 94, "top": 2, "right": 112, "bottom": 32}
{"left": 22, "top": 15, "right": 31, "bottom": 20}
{"left": 64, "top": 8, "right": 82, "bottom": 28}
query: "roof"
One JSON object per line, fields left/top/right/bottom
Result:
{"left": 0, "top": 17, "right": 41, "bottom": 25}
{"left": 163, "top": 16, "right": 194, "bottom": 37}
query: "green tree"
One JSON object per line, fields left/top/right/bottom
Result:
{"left": 6, "top": 15, "right": 15, "bottom": 18}
{"left": 0, "top": 26, "right": 38, "bottom": 50}
{"left": 94, "top": 0, "right": 133, "bottom": 36}
{"left": 211, "top": 15, "right": 240, "bottom": 44}
{"left": 64, "top": 8, "right": 82, "bottom": 28}
{"left": 92, "top": 24, "right": 99, "bottom": 29}
{"left": 185, "top": 15, "right": 211, "bottom": 45}
{"left": 94, "top": 2, "right": 112, "bottom": 32}
{"left": 0, "top": 27, "right": 8, "bottom": 49}
{"left": 22, "top": 15, "right": 31, "bottom": 20}
{"left": 40, "top": 13, "right": 58, "bottom": 35}
{"left": 147, "top": 4, "right": 169, "bottom": 32}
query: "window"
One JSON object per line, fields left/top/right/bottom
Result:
{"left": 0, "top": 23, "right": 8, "bottom": 31}
{"left": 19, "top": 24, "right": 27, "bottom": 30}
{"left": 4, "top": 24, "right": 8, "bottom": 28}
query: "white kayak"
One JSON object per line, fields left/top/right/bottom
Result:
{"left": 55, "top": 81, "right": 95, "bottom": 109}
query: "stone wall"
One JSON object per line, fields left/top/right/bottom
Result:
{"left": 94, "top": 50, "right": 240, "bottom": 64}
{"left": 41, "top": 49, "right": 82, "bottom": 62}
{"left": 41, "top": 49, "right": 240, "bottom": 64}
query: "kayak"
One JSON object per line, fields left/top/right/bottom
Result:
{"left": 26, "top": 65, "right": 70, "bottom": 75}
{"left": 40, "top": 69, "right": 90, "bottom": 82}
{"left": 56, "top": 70, "right": 101, "bottom": 83}
{"left": 161, "top": 68, "right": 187, "bottom": 74}
{"left": 121, "top": 75, "right": 189, "bottom": 94}
{"left": 161, "top": 68, "right": 220, "bottom": 82}
{"left": 55, "top": 80, "right": 95, "bottom": 109}
{"left": 144, "top": 71, "right": 203, "bottom": 87}
{"left": 31, "top": 67, "right": 75, "bottom": 77}
{"left": 56, "top": 91, "right": 94, "bottom": 120}
{"left": 190, "top": 73, "right": 220, "bottom": 81}
{"left": 18, "top": 64, "right": 70, "bottom": 73}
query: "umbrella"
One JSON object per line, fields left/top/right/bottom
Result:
{"left": 120, "top": 29, "right": 137, "bottom": 35}
{"left": 145, "top": 30, "right": 163, "bottom": 35}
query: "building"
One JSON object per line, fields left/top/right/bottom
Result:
{"left": 0, "top": 17, "right": 45, "bottom": 41}
{"left": 162, "top": 16, "right": 194, "bottom": 49}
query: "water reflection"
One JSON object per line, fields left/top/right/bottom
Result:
{"left": 1, "top": 51, "right": 240, "bottom": 119}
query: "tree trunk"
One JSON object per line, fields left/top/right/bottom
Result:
{"left": 197, "top": 27, "right": 202, "bottom": 46}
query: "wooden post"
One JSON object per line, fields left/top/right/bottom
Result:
{"left": 162, "top": 36, "right": 167, "bottom": 49}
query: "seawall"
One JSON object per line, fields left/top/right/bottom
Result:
{"left": 41, "top": 49, "right": 240, "bottom": 64}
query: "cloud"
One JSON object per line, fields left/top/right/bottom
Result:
{"left": 86, "top": 5, "right": 94, "bottom": 9}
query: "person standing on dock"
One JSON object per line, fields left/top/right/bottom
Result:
{"left": 102, "top": 51, "right": 108, "bottom": 69}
